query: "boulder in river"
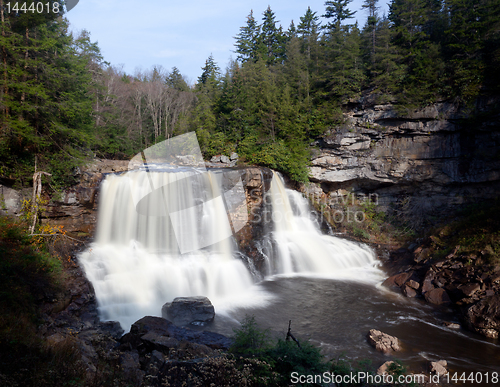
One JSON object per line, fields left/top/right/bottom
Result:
{"left": 367, "top": 329, "right": 400, "bottom": 354}
{"left": 429, "top": 360, "right": 448, "bottom": 375}
{"left": 162, "top": 296, "right": 215, "bottom": 327}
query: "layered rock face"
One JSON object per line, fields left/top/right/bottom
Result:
{"left": 308, "top": 96, "right": 500, "bottom": 218}
{"left": 42, "top": 160, "right": 129, "bottom": 238}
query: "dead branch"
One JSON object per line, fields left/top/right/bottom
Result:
{"left": 286, "top": 320, "right": 301, "bottom": 349}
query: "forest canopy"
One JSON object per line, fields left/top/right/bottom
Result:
{"left": 1, "top": 0, "right": 499, "bottom": 184}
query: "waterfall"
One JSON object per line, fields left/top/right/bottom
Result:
{"left": 264, "top": 172, "right": 379, "bottom": 279}
{"left": 79, "top": 169, "right": 382, "bottom": 330}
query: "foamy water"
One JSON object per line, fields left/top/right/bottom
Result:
{"left": 79, "top": 169, "right": 383, "bottom": 330}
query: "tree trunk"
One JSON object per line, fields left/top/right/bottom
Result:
{"left": 1, "top": 0, "right": 8, "bottom": 127}
{"left": 29, "top": 171, "right": 52, "bottom": 234}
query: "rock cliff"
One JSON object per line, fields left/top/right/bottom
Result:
{"left": 308, "top": 96, "right": 500, "bottom": 220}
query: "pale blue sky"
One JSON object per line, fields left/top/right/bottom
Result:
{"left": 66, "top": 0, "right": 390, "bottom": 85}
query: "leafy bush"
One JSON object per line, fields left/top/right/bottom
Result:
{"left": 238, "top": 136, "right": 310, "bottom": 182}
{"left": 230, "top": 315, "right": 272, "bottom": 357}
{"left": 229, "top": 316, "right": 329, "bottom": 386}
{"left": 197, "top": 129, "right": 236, "bottom": 159}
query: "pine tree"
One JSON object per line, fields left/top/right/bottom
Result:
{"left": 287, "top": 20, "right": 297, "bottom": 39}
{"left": 361, "top": 0, "right": 380, "bottom": 67}
{"left": 443, "top": 0, "right": 492, "bottom": 100}
{"left": 234, "top": 10, "right": 260, "bottom": 63}
{"left": 167, "top": 67, "right": 190, "bottom": 92}
{"left": 198, "top": 54, "right": 221, "bottom": 87}
{"left": 283, "top": 37, "right": 310, "bottom": 103}
{"left": 0, "top": 13, "right": 96, "bottom": 185}
{"left": 323, "top": 0, "right": 356, "bottom": 31}
{"left": 320, "top": 0, "right": 363, "bottom": 102}
{"left": 370, "top": 16, "right": 405, "bottom": 94}
{"left": 389, "top": 0, "right": 447, "bottom": 105}
{"left": 297, "top": 7, "right": 321, "bottom": 62}
{"left": 190, "top": 55, "right": 222, "bottom": 138}
{"left": 257, "top": 6, "right": 285, "bottom": 65}
{"left": 389, "top": 0, "right": 428, "bottom": 54}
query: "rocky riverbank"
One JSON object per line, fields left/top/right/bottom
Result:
{"left": 381, "top": 234, "right": 500, "bottom": 339}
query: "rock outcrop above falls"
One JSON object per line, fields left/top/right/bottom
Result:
{"left": 41, "top": 160, "right": 129, "bottom": 238}
{"left": 309, "top": 97, "right": 500, "bottom": 217}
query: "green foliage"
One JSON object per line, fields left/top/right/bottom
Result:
{"left": 229, "top": 316, "right": 329, "bottom": 386}
{"left": 269, "top": 339, "right": 329, "bottom": 385}
{"left": 0, "top": 15, "right": 97, "bottom": 186}
{"left": 238, "top": 136, "right": 310, "bottom": 182}
{"left": 230, "top": 315, "right": 272, "bottom": 357}
{"left": 257, "top": 6, "right": 287, "bottom": 66}
{"left": 0, "top": 215, "right": 104, "bottom": 386}
{"left": 0, "top": 216, "right": 57, "bottom": 360}
{"left": 1, "top": 0, "right": 498, "bottom": 196}
{"left": 235, "top": 10, "right": 262, "bottom": 63}
{"left": 445, "top": 200, "right": 500, "bottom": 265}
{"left": 197, "top": 129, "right": 236, "bottom": 159}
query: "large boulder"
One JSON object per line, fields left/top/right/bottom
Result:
{"left": 162, "top": 296, "right": 215, "bottom": 327}
{"left": 367, "top": 329, "right": 400, "bottom": 354}
{"left": 382, "top": 272, "right": 412, "bottom": 289}
{"left": 424, "top": 288, "right": 451, "bottom": 305}
{"left": 121, "top": 316, "right": 232, "bottom": 352}
{"left": 465, "top": 296, "right": 500, "bottom": 339}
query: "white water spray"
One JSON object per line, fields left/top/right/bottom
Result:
{"left": 79, "top": 169, "right": 382, "bottom": 330}
{"left": 265, "top": 172, "right": 380, "bottom": 280}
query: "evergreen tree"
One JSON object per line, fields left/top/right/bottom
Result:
{"left": 370, "top": 16, "right": 405, "bottom": 94}
{"left": 298, "top": 7, "right": 321, "bottom": 63}
{"left": 287, "top": 20, "right": 297, "bottom": 39}
{"left": 389, "top": 0, "right": 447, "bottom": 105}
{"left": 257, "top": 6, "right": 285, "bottom": 65}
{"left": 443, "top": 0, "right": 494, "bottom": 100}
{"left": 234, "top": 10, "right": 260, "bottom": 63}
{"left": 198, "top": 54, "right": 221, "bottom": 87}
{"left": 423, "top": 0, "right": 446, "bottom": 42}
{"left": 323, "top": 0, "right": 356, "bottom": 30}
{"left": 191, "top": 55, "right": 222, "bottom": 138}
{"left": 361, "top": 0, "right": 380, "bottom": 67}
{"left": 0, "top": 13, "right": 95, "bottom": 186}
{"left": 320, "top": 0, "right": 364, "bottom": 101}
{"left": 283, "top": 37, "right": 310, "bottom": 103}
{"left": 389, "top": 0, "right": 428, "bottom": 53}
{"left": 166, "top": 67, "right": 190, "bottom": 92}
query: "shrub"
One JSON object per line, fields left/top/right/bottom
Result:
{"left": 229, "top": 316, "right": 329, "bottom": 386}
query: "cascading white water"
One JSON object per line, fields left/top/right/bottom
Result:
{"left": 79, "top": 169, "right": 255, "bottom": 330}
{"left": 265, "top": 172, "right": 380, "bottom": 280}
{"left": 79, "top": 169, "right": 382, "bottom": 330}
